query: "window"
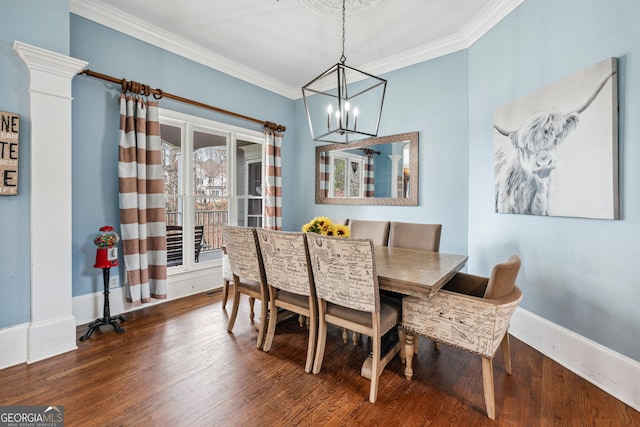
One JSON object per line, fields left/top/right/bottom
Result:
{"left": 159, "top": 109, "right": 264, "bottom": 272}
{"left": 329, "top": 152, "right": 364, "bottom": 198}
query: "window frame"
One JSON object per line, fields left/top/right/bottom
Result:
{"left": 159, "top": 108, "right": 264, "bottom": 277}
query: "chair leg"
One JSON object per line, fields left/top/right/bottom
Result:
{"left": 481, "top": 356, "right": 496, "bottom": 420}
{"left": 255, "top": 298, "right": 268, "bottom": 350}
{"left": 222, "top": 279, "right": 230, "bottom": 309}
{"left": 227, "top": 288, "right": 241, "bottom": 333}
{"left": 501, "top": 333, "right": 512, "bottom": 375}
{"left": 262, "top": 294, "right": 278, "bottom": 352}
{"left": 313, "top": 315, "right": 328, "bottom": 374}
{"left": 352, "top": 330, "right": 358, "bottom": 346}
{"left": 306, "top": 305, "right": 318, "bottom": 373}
{"left": 249, "top": 297, "right": 256, "bottom": 322}
{"left": 342, "top": 328, "right": 348, "bottom": 344}
{"left": 398, "top": 327, "right": 406, "bottom": 364}
{"left": 369, "top": 333, "right": 381, "bottom": 403}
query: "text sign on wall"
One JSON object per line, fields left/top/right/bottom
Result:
{"left": 0, "top": 111, "right": 19, "bottom": 196}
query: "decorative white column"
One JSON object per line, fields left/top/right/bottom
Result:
{"left": 14, "top": 41, "right": 88, "bottom": 363}
{"left": 388, "top": 154, "right": 402, "bottom": 198}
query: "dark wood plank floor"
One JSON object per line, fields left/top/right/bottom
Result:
{"left": 1, "top": 291, "right": 638, "bottom": 426}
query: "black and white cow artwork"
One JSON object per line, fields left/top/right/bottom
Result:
{"left": 494, "top": 71, "right": 615, "bottom": 216}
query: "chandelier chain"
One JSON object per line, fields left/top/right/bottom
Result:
{"left": 340, "top": 0, "right": 346, "bottom": 64}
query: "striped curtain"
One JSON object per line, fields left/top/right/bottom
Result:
{"left": 264, "top": 130, "right": 282, "bottom": 230}
{"left": 364, "top": 155, "right": 375, "bottom": 197}
{"left": 319, "top": 151, "right": 329, "bottom": 198}
{"left": 118, "top": 95, "right": 167, "bottom": 306}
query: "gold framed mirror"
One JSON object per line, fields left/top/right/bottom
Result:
{"left": 315, "top": 131, "right": 418, "bottom": 206}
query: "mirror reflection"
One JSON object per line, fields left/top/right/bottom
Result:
{"left": 315, "top": 132, "right": 419, "bottom": 206}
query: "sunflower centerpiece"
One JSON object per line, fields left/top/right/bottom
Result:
{"left": 301, "top": 216, "right": 350, "bottom": 238}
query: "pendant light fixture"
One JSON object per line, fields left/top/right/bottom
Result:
{"left": 302, "top": 0, "right": 387, "bottom": 144}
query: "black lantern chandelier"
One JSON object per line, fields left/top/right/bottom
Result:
{"left": 302, "top": 0, "right": 387, "bottom": 144}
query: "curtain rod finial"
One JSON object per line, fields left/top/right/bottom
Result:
{"left": 265, "top": 121, "right": 286, "bottom": 133}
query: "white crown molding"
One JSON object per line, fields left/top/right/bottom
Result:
{"left": 70, "top": 0, "right": 523, "bottom": 100}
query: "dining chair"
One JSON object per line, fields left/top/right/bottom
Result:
{"left": 307, "top": 233, "right": 401, "bottom": 403}
{"left": 221, "top": 225, "right": 269, "bottom": 349}
{"left": 388, "top": 221, "right": 442, "bottom": 252}
{"left": 256, "top": 229, "right": 317, "bottom": 373}
{"left": 401, "top": 255, "right": 523, "bottom": 420}
{"left": 342, "top": 219, "right": 391, "bottom": 345}
{"left": 347, "top": 219, "right": 391, "bottom": 246}
{"left": 221, "top": 245, "right": 255, "bottom": 317}
{"left": 388, "top": 221, "right": 442, "bottom": 357}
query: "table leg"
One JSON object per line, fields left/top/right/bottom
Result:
{"left": 404, "top": 332, "right": 415, "bottom": 380}
{"left": 361, "top": 327, "right": 400, "bottom": 379}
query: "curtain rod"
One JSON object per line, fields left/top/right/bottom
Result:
{"left": 78, "top": 69, "right": 286, "bottom": 133}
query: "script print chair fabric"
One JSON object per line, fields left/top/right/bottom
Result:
{"left": 401, "top": 255, "right": 523, "bottom": 420}
{"left": 221, "top": 225, "right": 268, "bottom": 349}
{"left": 388, "top": 221, "right": 442, "bottom": 357}
{"left": 256, "top": 229, "right": 317, "bottom": 373}
{"left": 343, "top": 219, "right": 391, "bottom": 345}
{"left": 221, "top": 245, "right": 255, "bottom": 317}
{"left": 307, "top": 233, "right": 401, "bottom": 403}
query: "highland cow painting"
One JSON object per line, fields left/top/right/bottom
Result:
{"left": 494, "top": 58, "right": 618, "bottom": 219}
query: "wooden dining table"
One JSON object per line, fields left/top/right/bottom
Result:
{"left": 360, "top": 246, "right": 469, "bottom": 380}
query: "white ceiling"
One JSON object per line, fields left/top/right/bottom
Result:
{"left": 70, "top": 0, "right": 523, "bottom": 99}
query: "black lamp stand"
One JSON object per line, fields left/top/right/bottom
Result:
{"left": 79, "top": 267, "right": 127, "bottom": 341}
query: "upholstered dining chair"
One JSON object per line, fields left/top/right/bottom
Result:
{"left": 221, "top": 225, "right": 269, "bottom": 349}
{"left": 347, "top": 219, "right": 391, "bottom": 246}
{"left": 401, "top": 255, "right": 523, "bottom": 420}
{"left": 307, "top": 233, "right": 401, "bottom": 403}
{"left": 342, "top": 219, "right": 391, "bottom": 345}
{"left": 221, "top": 245, "right": 256, "bottom": 316}
{"left": 388, "top": 221, "right": 442, "bottom": 356}
{"left": 388, "top": 221, "right": 442, "bottom": 252}
{"left": 256, "top": 229, "right": 317, "bottom": 373}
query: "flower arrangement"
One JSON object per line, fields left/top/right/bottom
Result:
{"left": 301, "top": 216, "right": 350, "bottom": 238}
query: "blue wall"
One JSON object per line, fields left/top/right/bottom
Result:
{"left": 69, "top": 15, "right": 295, "bottom": 297}
{"left": 292, "top": 51, "right": 470, "bottom": 257}
{"left": 0, "top": 0, "right": 69, "bottom": 328}
{"left": 2, "top": 0, "right": 639, "bottom": 364}
{"left": 467, "top": 0, "right": 640, "bottom": 360}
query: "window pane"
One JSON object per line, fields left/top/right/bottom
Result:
{"left": 333, "top": 157, "right": 346, "bottom": 197}
{"left": 161, "top": 124, "right": 182, "bottom": 196}
{"left": 349, "top": 160, "right": 362, "bottom": 197}
{"left": 195, "top": 196, "right": 228, "bottom": 254}
{"left": 193, "top": 130, "right": 227, "bottom": 197}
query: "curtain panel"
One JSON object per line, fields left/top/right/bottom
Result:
{"left": 364, "top": 155, "right": 375, "bottom": 197}
{"left": 118, "top": 95, "right": 168, "bottom": 306}
{"left": 264, "top": 131, "right": 282, "bottom": 230}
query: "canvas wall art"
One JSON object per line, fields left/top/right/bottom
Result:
{"left": 494, "top": 57, "right": 618, "bottom": 219}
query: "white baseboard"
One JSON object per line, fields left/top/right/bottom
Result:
{"left": 73, "top": 266, "right": 223, "bottom": 325}
{"left": 0, "top": 267, "right": 223, "bottom": 370}
{"left": 27, "top": 316, "right": 78, "bottom": 364}
{"left": 510, "top": 307, "right": 640, "bottom": 412}
{"left": 0, "top": 323, "right": 28, "bottom": 369}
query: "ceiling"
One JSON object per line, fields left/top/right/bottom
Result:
{"left": 70, "top": 0, "right": 523, "bottom": 99}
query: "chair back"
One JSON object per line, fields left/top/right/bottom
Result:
{"left": 221, "top": 225, "right": 264, "bottom": 283}
{"left": 484, "top": 255, "right": 521, "bottom": 299}
{"left": 389, "top": 222, "right": 442, "bottom": 252}
{"left": 306, "top": 233, "right": 379, "bottom": 313}
{"left": 347, "top": 219, "right": 390, "bottom": 246}
{"left": 256, "top": 229, "right": 315, "bottom": 297}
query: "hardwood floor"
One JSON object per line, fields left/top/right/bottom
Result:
{"left": 1, "top": 291, "right": 638, "bottom": 426}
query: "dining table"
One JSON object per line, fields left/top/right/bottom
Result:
{"left": 360, "top": 246, "right": 468, "bottom": 380}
